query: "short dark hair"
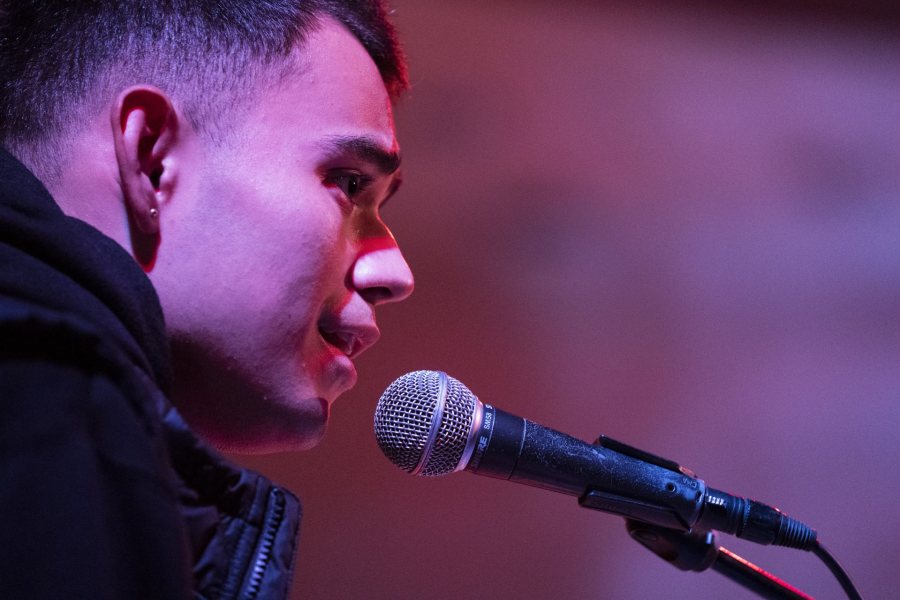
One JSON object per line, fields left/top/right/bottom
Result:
{"left": 0, "top": 0, "right": 408, "bottom": 179}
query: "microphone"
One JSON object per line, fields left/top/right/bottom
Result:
{"left": 373, "top": 370, "right": 816, "bottom": 550}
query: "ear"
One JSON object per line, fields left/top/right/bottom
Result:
{"left": 111, "top": 85, "right": 180, "bottom": 237}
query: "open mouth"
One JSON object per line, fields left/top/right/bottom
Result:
{"left": 319, "top": 326, "right": 358, "bottom": 358}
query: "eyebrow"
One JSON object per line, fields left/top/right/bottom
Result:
{"left": 318, "top": 135, "right": 402, "bottom": 176}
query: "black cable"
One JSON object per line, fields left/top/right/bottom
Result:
{"left": 812, "top": 540, "right": 862, "bottom": 600}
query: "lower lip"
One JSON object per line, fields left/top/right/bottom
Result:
{"left": 323, "top": 347, "right": 358, "bottom": 397}
{"left": 316, "top": 396, "right": 330, "bottom": 419}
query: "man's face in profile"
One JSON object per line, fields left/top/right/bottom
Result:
{"left": 150, "top": 18, "right": 413, "bottom": 453}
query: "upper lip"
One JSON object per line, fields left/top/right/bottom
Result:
{"left": 318, "top": 317, "right": 380, "bottom": 360}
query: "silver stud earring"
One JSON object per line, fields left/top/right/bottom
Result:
{"left": 149, "top": 207, "right": 159, "bottom": 220}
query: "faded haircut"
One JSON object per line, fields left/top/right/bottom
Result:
{"left": 0, "top": 0, "right": 408, "bottom": 181}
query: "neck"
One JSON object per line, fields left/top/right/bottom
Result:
{"left": 47, "top": 129, "right": 134, "bottom": 256}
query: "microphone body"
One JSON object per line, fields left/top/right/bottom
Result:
{"left": 472, "top": 404, "right": 811, "bottom": 548}
{"left": 374, "top": 371, "right": 816, "bottom": 550}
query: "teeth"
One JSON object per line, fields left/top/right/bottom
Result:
{"left": 321, "top": 327, "right": 355, "bottom": 356}
{"left": 337, "top": 333, "right": 354, "bottom": 355}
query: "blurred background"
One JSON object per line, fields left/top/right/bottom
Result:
{"left": 236, "top": 1, "right": 900, "bottom": 598}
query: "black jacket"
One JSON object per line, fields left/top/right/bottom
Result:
{"left": 0, "top": 148, "right": 301, "bottom": 599}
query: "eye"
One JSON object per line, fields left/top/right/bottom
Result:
{"left": 329, "top": 172, "right": 371, "bottom": 201}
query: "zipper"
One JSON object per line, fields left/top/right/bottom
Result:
{"left": 243, "top": 488, "right": 286, "bottom": 600}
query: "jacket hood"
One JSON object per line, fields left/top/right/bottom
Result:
{"left": 0, "top": 147, "right": 172, "bottom": 391}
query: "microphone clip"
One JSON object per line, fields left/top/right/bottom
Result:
{"left": 593, "top": 435, "right": 698, "bottom": 479}
{"left": 577, "top": 435, "right": 706, "bottom": 532}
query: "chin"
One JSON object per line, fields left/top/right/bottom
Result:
{"left": 205, "top": 414, "right": 329, "bottom": 455}
{"left": 174, "top": 389, "right": 331, "bottom": 454}
{"left": 169, "top": 345, "right": 331, "bottom": 454}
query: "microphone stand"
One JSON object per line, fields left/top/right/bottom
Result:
{"left": 625, "top": 520, "right": 814, "bottom": 600}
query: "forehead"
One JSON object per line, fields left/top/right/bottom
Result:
{"left": 239, "top": 18, "right": 398, "bottom": 155}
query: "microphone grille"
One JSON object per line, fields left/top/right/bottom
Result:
{"left": 374, "top": 370, "right": 478, "bottom": 476}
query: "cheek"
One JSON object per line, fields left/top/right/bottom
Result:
{"left": 166, "top": 175, "right": 348, "bottom": 333}
{"left": 279, "top": 211, "right": 351, "bottom": 311}
{"left": 241, "top": 192, "right": 352, "bottom": 338}
{"left": 211, "top": 171, "right": 346, "bottom": 277}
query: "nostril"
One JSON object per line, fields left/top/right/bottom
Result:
{"left": 360, "top": 286, "right": 393, "bottom": 305}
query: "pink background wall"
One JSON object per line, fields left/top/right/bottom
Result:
{"left": 238, "top": 2, "right": 900, "bottom": 598}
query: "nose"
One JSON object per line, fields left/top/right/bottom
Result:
{"left": 352, "top": 238, "right": 414, "bottom": 305}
